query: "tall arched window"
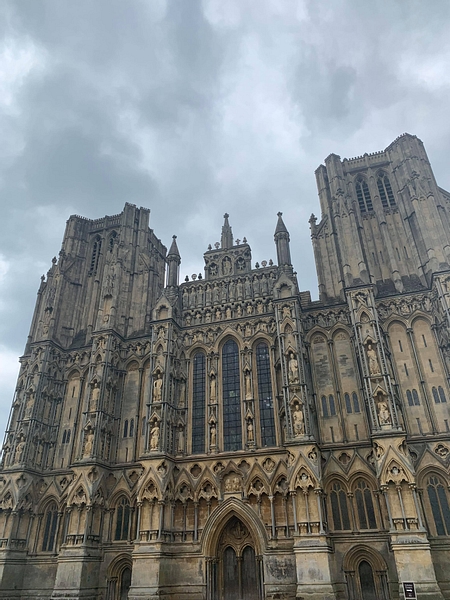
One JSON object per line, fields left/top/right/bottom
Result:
{"left": 329, "top": 394, "right": 336, "bottom": 416}
{"left": 192, "top": 352, "right": 206, "bottom": 454}
{"left": 439, "top": 386, "right": 447, "bottom": 403}
{"left": 377, "top": 172, "right": 396, "bottom": 208}
{"left": 123, "top": 420, "right": 128, "bottom": 438}
{"left": 42, "top": 503, "right": 58, "bottom": 552}
{"left": 358, "top": 560, "right": 378, "bottom": 600}
{"left": 109, "top": 231, "right": 117, "bottom": 252}
{"left": 352, "top": 392, "right": 360, "bottom": 413}
{"left": 256, "top": 342, "right": 276, "bottom": 447}
{"left": 222, "top": 340, "right": 242, "bottom": 451}
{"left": 355, "top": 177, "right": 373, "bottom": 213}
{"left": 345, "top": 393, "right": 352, "bottom": 414}
{"left": 114, "top": 497, "right": 131, "bottom": 541}
{"left": 330, "top": 482, "right": 351, "bottom": 530}
{"left": 129, "top": 419, "right": 134, "bottom": 437}
{"left": 89, "top": 235, "right": 102, "bottom": 275}
{"left": 321, "top": 395, "right": 328, "bottom": 417}
{"left": 427, "top": 475, "right": 450, "bottom": 536}
{"left": 354, "top": 479, "right": 377, "bottom": 530}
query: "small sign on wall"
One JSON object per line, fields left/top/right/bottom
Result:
{"left": 403, "top": 582, "right": 417, "bottom": 599}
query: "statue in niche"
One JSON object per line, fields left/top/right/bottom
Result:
{"left": 245, "top": 371, "right": 252, "bottom": 399}
{"left": 226, "top": 307, "right": 232, "bottom": 319}
{"left": 237, "top": 305, "right": 243, "bottom": 317}
{"left": 222, "top": 257, "right": 232, "bottom": 276}
{"left": 83, "top": 429, "right": 94, "bottom": 457}
{"left": 177, "top": 426, "right": 185, "bottom": 453}
{"left": 178, "top": 380, "right": 186, "bottom": 408}
{"left": 288, "top": 352, "right": 300, "bottom": 384}
{"left": 153, "top": 373, "right": 163, "bottom": 402}
{"left": 24, "top": 390, "right": 35, "bottom": 419}
{"left": 90, "top": 381, "right": 101, "bottom": 410}
{"left": 210, "top": 423, "right": 217, "bottom": 447}
{"left": 366, "top": 342, "right": 381, "bottom": 376}
{"left": 292, "top": 403, "right": 305, "bottom": 436}
{"left": 244, "top": 278, "right": 252, "bottom": 297}
{"left": 150, "top": 421, "right": 160, "bottom": 450}
{"left": 236, "top": 280, "right": 243, "bottom": 298}
{"left": 210, "top": 374, "right": 217, "bottom": 402}
{"left": 377, "top": 396, "right": 391, "bottom": 425}
{"left": 247, "top": 420, "right": 254, "bottom": 443}
{"left": 15, "top": 435, "right": 26, "bottom": 464}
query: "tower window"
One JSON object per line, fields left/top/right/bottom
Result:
{"left": 114, "top": 497, "right": 131, "bottom": 541}
{"left": 439, "top": 386, "right": 447, "bottom": 403}
{"left": 222, "top": 340, "right": 242, "bottom": 451}
{"left": 42, "top": 504, "right": 58, "bottom": 552}
{"left": 427, "top": 475, "right": 450, "bottom": 536}
{"left": 377, "top": 172, "right": 396, "bottom": 208}
{"left": 89, "top": 236, "right": 102, "bottom": 275}
{"left": 345, "top": 393, "right": 352, "bottom": 414}
{"left": 352, "top": 392, "right": 360, "bottom": 413}
{"left": 192, "top": 352, "right": 206, "bottom": 454}
{"left": 355, "top": 177, "right": 373, "bottom": 213}
{"left": 256, "top": 343, "right": 276, "bottom": 447}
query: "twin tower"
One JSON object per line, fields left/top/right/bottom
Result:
{"left": 0, "top": 133, "right": 450, "bottom": 600}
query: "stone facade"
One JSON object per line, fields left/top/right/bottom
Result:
{"left": 1, "top": 133, "right": 450, "bottom": 600}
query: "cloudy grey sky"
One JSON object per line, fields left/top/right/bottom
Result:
{"left": 1, "top": 0, "right": 450, "bottom": 436}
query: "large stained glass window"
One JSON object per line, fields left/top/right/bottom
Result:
{"left": 192, "top": 352, "right": 206, "bottom": 454}
{"left": 222, "top": 340, "right": 242, "bottom": 451}
{"left": 330, "top": 481, "right": 351, "bottom": 530}
{"left": 427, "top": 475, "right": 450, "bottom": 536}
{"left": 354, "top": 479, "right": 377, "bottom": 530}
{"left": 256, "top": 342, "right": 276, "bottom": 447}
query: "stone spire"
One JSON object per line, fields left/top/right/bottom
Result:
{"left": 274, "top": 212, "right": 292, "bottom": 266}
{"left": 167, "top": 235, "right": 181, "bottom": 287}
{"left": 221, "top": 213, "right": 233, "bottom": 249}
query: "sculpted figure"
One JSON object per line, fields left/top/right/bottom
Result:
{"left": 366, "top": 342, "right": 381, "bottom": 376}
{"left": 150, "top": 421, "right": 160, "bottom": 450}
{"left": 210, "top": 375, "right": 217, "bottom": 401}
{"left": 153, "top": 373, "right": 163, "bottom": 402}
{"left": 91, "top": 381, "right": 100, "bottom": 410}
{"left": 377, "top": 399, "right": 391, "bottom": 425}
{"left": 288, "top": 352, "right": 300, "bottom": 384}
{"left": 247, "top": 420, "right": 254, "bottom": 443}
{"left": 83, "top": 430, "right": 94, "bottom": 456}
{"left": 210, "top": 423, "right": 217, "bottom": 447}
{"left": 292, "top": 403, "right": 305, "bottom": 436}
{"left": 245, "top": 371, "right": 252, "bottom": 399}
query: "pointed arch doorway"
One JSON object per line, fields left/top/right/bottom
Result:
{"left": 216, "top": 516, "right": 262, "bottom": 600}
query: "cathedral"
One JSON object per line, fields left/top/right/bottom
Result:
{"left": 1, "top": 132, "right": 450, "bottom": 600}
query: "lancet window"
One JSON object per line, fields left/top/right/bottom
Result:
{"left": 89, "top": 235, "right": 102, "bottom": 275}
{"left": 377, "top": 172, "right": 396, "bottom": 208}
{"left": 42, "top": 503, "right": 58, "bottom": 552}
{"left": 330, "top": 481, "right": 351, "bottom": 531}
{"left": 192, "top": 352, "right": 206, "bottom": 454}
{"left": 256, "top": 342, "right": 276, "bottom": 447}
{"left": 355, "top": 177, "right": 373, "bottom": 213}
{"left": 222, "top": 339, "right": 242, "bottom": 451}
{"left": 114, "top": 497, "right": 131, "bottom": 541}
{"left": 354, "top": 479, "right": 377, "bottom": 530}
{"left": 432, "top": 386, "right": 447, "bottom": 404}
{"left": 427, "top": 475, "right": 450, "bottom": 536}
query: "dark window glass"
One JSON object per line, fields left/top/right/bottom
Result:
{"left": 359, "top": 561, "right": 377, "bottom": 600}
{"left": 439, "top": 386, "right": 447, "bottom": 403}
{"left": 192, "top": 352, "right": 206, "bottom": 454}
{"left": 330, "top": 482, "right": 350, "bottom": 530}
{"left": 42, "top": 505, "right": 58, "bottom": 552}
{"left": 406, "top": 390, "right": 413, "bottom": 406}
{"left": 355, "top": 480, "right": 377, "bottom": 530}
{"left": 114, "top": 497, "right": 131, "bottom": 541}
{"left": 427, "top": 476, "right": 450, "bottom": 536}
{"left": 129, "top": 419, "right": 134, "bottom": 437}
{"left": 329, "top": 395, "right": 336, "bottom": 416}
{"left": 256, "top": 343, "right": 276, "bottom": 447}
{"left": 123, "top": 420, "right": 128, "bottom": 438}
{"left": 412, "top": 389, "right": 420, "bottom": 406}
{"left": 141, "top": 417, "right": 146, "bottom": 436}
{"left": 222, "top": 340, "right": 242, "bottom": 451}
{"left": 321, "top": 395, "right": 328, "bottom": 418}
{"left": 377, "top": 173, "right": 396, "bottom": 209}
{"left": 62, "top": 430, "right": 66, "bottom": 444}
{"left": 345, "top": 393, "right": 352, "bottom": 414}
{"left": 90, "top": 236, "right": 102, "bottom": 275}
{"left": 432, "top": 387, "right": 440, "bottom": 404}
{"left": 66, "top": 429, "right": 71, "bottom": 444}
{"left": 356, "top": 178, "right": 373, "bottom": 213}
{"left": 352, "top": 392, "right": 360, "bottom": 413}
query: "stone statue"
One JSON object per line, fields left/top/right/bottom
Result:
{"left": 210, "top": 375, "right": 216, "bottom": 402}
{"left": 24, "top": 391, "right": 35, "bottom": 418}
{"left": 178, "top": 380, "right": 186, "bottom": 407}
{"left": 15, "top": 437, "right": 26, "bottom": 464}
{"left": 153, "top": 373, "right": 163, "bottom": 402}
{"left": 245, "top": 371, "right": 252, "bottom": 400}
{"left": 177, "top": 426, "right": 184, "bottom": 453}
{"left": 91, "top": 381, "right": 100, "bottom": 410}
{"left": 377, "top": 399, "right": 391, "bottom": 425}
{"left": 247, "top": 420, "right": 254, "bottom": 443}
{"left": 210, "top": 423, "right": 217, "bottom": 447}
{"left": 150, "top": 421, "right": 160, "bottom": 450}
{"left": 288, "top": 352, "right": 299, "bottom": 384}
{"left": 366, "top": 342, "right": 381, "bottom": 376}
{"left": 292, "top": 403, "right": 305, "bottom": 436}
{"left": 83, "top": 429, "right": 94, "bottom": 456}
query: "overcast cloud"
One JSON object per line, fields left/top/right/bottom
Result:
{"left": 1, "top": 0, "right": 450, "bottom": 436}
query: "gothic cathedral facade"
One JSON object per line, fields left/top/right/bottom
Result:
{"left": 1, "top": 133, "right": 450, "bottom": 600}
